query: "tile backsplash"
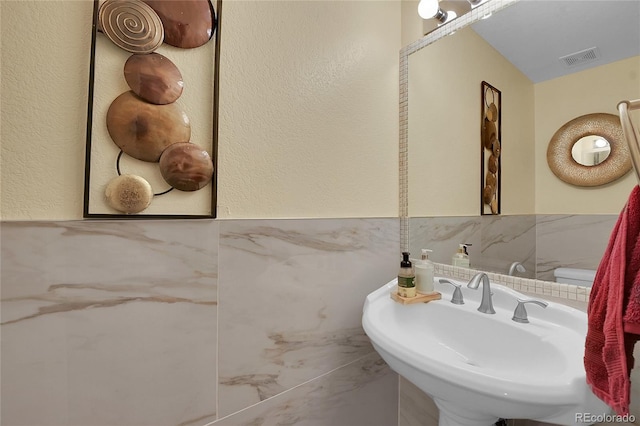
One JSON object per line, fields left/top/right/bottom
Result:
{"left": 434, "top": 262, "right": 591, "bottom": 303}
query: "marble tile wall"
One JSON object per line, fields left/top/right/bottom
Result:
{"left": 535, "top": 215, "right": 617, "bottom": 281}
{"left": 1, "top": 221, "right": 219, "bottom": 426}
{"left": 409, "top": 216, "right": 482, "bottom": 266}
{"left": 409, "top": 215, "right": 536, "bottom": 278}
{"left": 1, "top": 218, "right": 399, "bottom": 426}
{"left": 0, "top": 214, "right": 625, "bottom": 426}
{"left": 410, "top": 214, "right": 618, "bottom": 281}
{"left": 214, "top": 219, "right": 399, "bottom": 422}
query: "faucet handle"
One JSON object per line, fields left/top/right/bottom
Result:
{"left": 439, "top": 279, "right": 464, "bottom": 305}
{"left": 512, "top": 298, "right": 548, "bottom": 323}
{"left": 508, "top": 261, "right": 527, "bottom": 276}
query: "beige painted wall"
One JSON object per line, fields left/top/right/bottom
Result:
{"left": 217, "top": 0, "right": 400, "bottom": 219}
{"left": 1, "top": 1, "right": 91, "bottom": 220}
{"left": 535, "top": 56, "right": 640, "bottom": 214}
{"left": 408, "top": 26, "right": 535, "bottom": 216}
{"left": 0, "top": 0, "right": 401, "bottom": 220}
{"left": 401, "top": 0, "right": 421, "bottom": 47}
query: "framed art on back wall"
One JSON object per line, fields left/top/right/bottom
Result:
{"left": 481, "top": 81, "right": 501, "bottom": 215}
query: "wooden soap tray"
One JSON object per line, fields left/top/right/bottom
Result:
{"left": 391, "top": 291, "right": 441, "bottom": 305}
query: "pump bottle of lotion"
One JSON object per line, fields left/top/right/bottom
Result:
{"left": 397, "top": 252, "right": 416, "bottom": 298}
{"left": 452, "top": 244, "right": 471, "bottom": 268}
{"left": 415, "top": 249, "right": 435, "bottom": 294}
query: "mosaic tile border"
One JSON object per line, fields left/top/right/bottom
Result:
{"left": 433, "top": 263, "right": 591, "bottom": 303}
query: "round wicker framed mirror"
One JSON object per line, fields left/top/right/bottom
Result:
{"left": 547, "top": 113, "right": 632, "bottom": 186}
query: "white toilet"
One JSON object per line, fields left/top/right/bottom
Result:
{"left": 554, "top": 267, "right": 597, "bottom": 287}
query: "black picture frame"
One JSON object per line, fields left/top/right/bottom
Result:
{"left": 480, "top": 81, "right": 501, "bottom": 216}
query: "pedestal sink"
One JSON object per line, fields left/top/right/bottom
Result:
{"left": 362, "top": 276, "right": 611, "bottom": 426}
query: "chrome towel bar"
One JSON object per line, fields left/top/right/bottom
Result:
{"left": 618, "top": 99, "right": 640, "bottom": 183}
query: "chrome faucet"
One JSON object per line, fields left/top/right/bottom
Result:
{"left": 508, "top": 261, "right": 526, "bottom": 276}
{"left": 467, "top": 272, "right": 495, "bottom": 314}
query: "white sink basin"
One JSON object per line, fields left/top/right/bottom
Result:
{"left": 362, "top": 276, "right": 611, "bottom": 426}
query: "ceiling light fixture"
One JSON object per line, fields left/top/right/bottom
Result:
{"left": 418, "top": 0, "right": 447, "bottom": 21}
{"left": 418, "top": 0, "right": 489, "bottom": 22}
{"left": 594, "top": 138, "right": 608, "bottom": 148}
{"left": 421, "top": 0, "right": 472, "bottom": 35}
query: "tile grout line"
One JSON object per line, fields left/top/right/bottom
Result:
{"left": 204, "top": 351, "right": 377, "bottom": 425}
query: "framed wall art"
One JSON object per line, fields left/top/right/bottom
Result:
{"left": 84, "top": 0, "right": 221, "bottom": 218}
{"left": 480, "top": 81, "right": 501, "bottom": 215}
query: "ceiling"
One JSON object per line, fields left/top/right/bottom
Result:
{"left": 469, "top": 0, "right": 640, "bottom": 83}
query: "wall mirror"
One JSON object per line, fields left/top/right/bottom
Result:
{"left": 571, "top": 136, "right": 611, "bottom": 166}
{"left": 547, "top": 113, "right": 631, "bottom": 187}
{"left": 401, "top": 0, "right": 640, "bottom": 276}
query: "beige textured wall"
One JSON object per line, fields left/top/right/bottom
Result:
{"left": 217, "top": 0, "right": 400, "bottom": 218}
{"left": 535, "top": 56, "right": 640, "bottom": 215}
{"left": 401, "top": 0, "right": 421, "bottom": 47}
{"left": 408, "top": 27, "right": 535, "bottom": 216}
{"left": 1, "top": 1, "right": 92, "bottom": 220}
{"left": 0, "top": 0, "right": 401, "bottom": 220}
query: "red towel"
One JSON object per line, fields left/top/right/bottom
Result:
{"left": 585, "top": 185, "right": 640, "bottom": 415}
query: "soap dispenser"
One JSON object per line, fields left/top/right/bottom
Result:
{"left": 397, "top": 252, "right": 416, "bottom": 298}
{"left": 452, "top": 244, "right": 471, "bottom": 268}
{"left": 415, "top": 249, "right": 435, "bottom": 294}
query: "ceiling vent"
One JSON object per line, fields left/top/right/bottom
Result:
{"left": 559, "top": 47, "right": 601, "bottom": 68}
